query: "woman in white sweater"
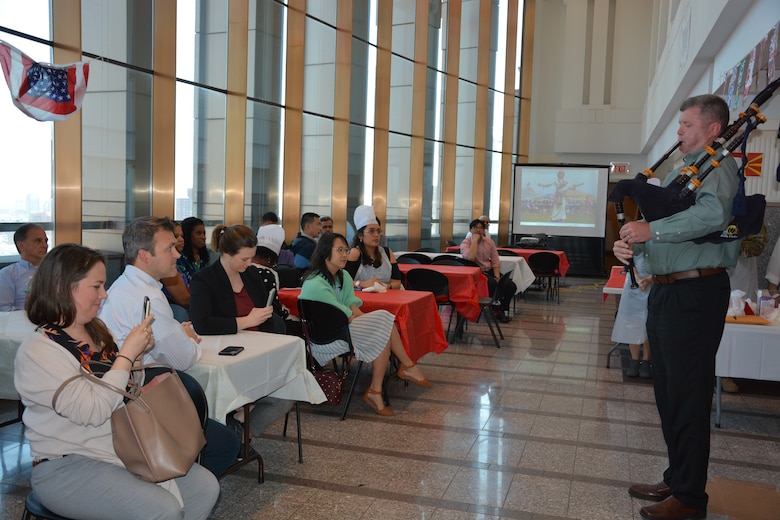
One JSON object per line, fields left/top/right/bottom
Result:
{"left": 14, "top": 244, "right": 219, "bottom": 520}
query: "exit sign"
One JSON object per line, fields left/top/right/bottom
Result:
{"left": 610, "top": 162, "right": 630, "bottom": 174}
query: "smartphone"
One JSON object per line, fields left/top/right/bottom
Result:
{"left": 266, "top": 288, "right": 277, "bottom": 307}
{"left": 143, "top": 296, "right": 151, "bottom": 319}
{"left": 218, "top": 346, "right": 245, "bottom": 356}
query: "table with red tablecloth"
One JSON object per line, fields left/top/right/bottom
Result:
{"left": 397, "top": 264, "right": 488, "bottom": 322}
{"left": 444, "top": 245, "right": 570, "bottom": 277}
{"left": 602, "top": 265, "right": 627, "bottom": 302}
{"left": 278, "top": 288, "right": 449, "bottom": 363}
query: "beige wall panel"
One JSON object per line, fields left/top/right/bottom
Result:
{"left": 224, "top": 0, "right": 249, "bottom": 225}
{"left": 372, "top": 0, "right": 393, "bottom": 221}
{"left": 331, "top": 0, "right": 353, "bottom": 236}
{"left": 52, "top": 0, "right": 83, "bottom": 244}
{"left": 470, "top": 0, "right": 492, "bottom": 215}
{"left": 407, "top": 3, "right": 430, "bottom": 250}
{"left": 497, "top": 0, "right": 519, "bottom": 245}
{"left": 152, "top": 0, "right": 177, "bottom": 219}
{"left": 517, "top": 0, "right": 535, "bottom": 163}
{"left": 283, "top": 0, "right": 306, "bottom": 234}
{"left": 439, "top": 0, "right": 461, "bottom": 249}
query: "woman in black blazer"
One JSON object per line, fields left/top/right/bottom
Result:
{"left": 190, "top": 224, "right": 285, "bottom": 335}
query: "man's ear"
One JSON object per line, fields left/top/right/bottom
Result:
{"left": 709, "top": 121, "right": 722, "bottom": 139}
{"left": 136, "top": 248, "right": 151, "bottom": 266}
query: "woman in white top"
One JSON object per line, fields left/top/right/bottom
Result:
{"left": 346, "top": 205, "right": 403, "bottom": 290}
{"left": 14, "top": 244, "right": 219, "bottom": 520}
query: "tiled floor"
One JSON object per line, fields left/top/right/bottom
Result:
{"left": 2, "top": 278, "right": 779, "bottom": 519}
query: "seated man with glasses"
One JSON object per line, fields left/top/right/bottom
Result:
{"left": 346, "top": 205, "right": 403, "bottom": 290}
{"left": 460, "top": 218, "right": 517, "bottom": 323}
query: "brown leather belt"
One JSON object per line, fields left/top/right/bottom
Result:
{"left": 652, "top": 268, "right": 725, "bottom": 285}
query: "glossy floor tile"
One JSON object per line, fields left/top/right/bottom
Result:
{"left": 2, "top": 278, "right": 779, "bottom": 519}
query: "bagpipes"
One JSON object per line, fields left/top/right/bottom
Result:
{"left": 609, "top": 77, "right": 780, "bottom": 288}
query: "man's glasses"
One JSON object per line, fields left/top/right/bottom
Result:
{"left": 333, "top": 247, "right": 350, "bottom": 254}
{"left": 364, "top": 228, "right": 383, "bottom": 235}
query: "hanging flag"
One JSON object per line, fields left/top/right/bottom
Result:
{"left": 0, "top": 40, "right": 89, "bottom": 122}
{"left": 744, "top": 48, "right": 756, "bottom": 98}
{"left": 733, "top": 152, "right": 763, "bottom": 177}
{"left": 769, "top": 23, "right": 778, "bottom": 82}
{"left": 727, "top": 65, "right": 737, "bottom": 108}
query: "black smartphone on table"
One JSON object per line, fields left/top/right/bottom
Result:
{"left": 218, "top": 346, "right": 245, "bottom": 356}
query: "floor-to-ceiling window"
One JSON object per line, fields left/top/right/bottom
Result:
{"left": 1, "top": 0, "right": 525, "bottom": 254}
{"left": 0, "top": 1, "right": 53, "bottom": 259}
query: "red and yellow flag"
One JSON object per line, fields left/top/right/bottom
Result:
{"left": 732, "top": 152, "right": 763, "bottom": 176}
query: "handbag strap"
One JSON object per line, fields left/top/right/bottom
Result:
{"left": 51, "top": 361, "right": 176, "bottom": 413}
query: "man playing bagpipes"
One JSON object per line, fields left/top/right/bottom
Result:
{"left": 614, "top": 94, "right": 739, "bottom": 520}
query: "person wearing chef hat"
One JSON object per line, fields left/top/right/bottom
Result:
{"left": 346, "top": 205, "right": 403, "bottom": 290}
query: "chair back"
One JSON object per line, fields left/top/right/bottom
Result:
{"left": 275, "top": 264, "right": 302, "bottom": 288}
{"left": 404, "top": 269, "right": 450, "bottom": 304}
{"left": 527, "top": 251, "right": 560, "bottom": 276}
{"left": 491, "top": 272, "right": 514, "bottom": 307}
{"left": 455, "top": 257, "right": 480, "bottom": 268}
{"left": 414, "top": 247, "right": 437, "bottom": 253}
{"left": 497, "top": 249, "right": 519, "bottom": 256}
{"left": 445, "top": 239, "right": 457, "bottom": 247}
{"left": 397, "top": 255, "right": 421, "bottom": 264}
{"left": 397, "top": 252, "right": 433, "bottom": 264}
{"left": 431, "top": 255, "right": 461, "bottom": 266}
{"left": 297, "top": 299, "right": 352, "bottom": 347}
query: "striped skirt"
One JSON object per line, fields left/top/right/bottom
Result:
{"left": 310, "top": 309, "right": 395, "bottom": 367}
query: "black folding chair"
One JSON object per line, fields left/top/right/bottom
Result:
{"left": 431, "top": 255, "right": 462, "bottom": 266}
{"left": 477, "top": 272, "right": 513, "bottom": 348}
{"left": 527, "top": 251, "right": 561, "bottom": 303}
{"left": 404, "top": 268, "right": 458, "bottom": 339}
{"left": 455, "top": 257, "right": 480, "bottom": 268}
{"left": 397, "top": 253, "right": 433, "bottom": 264}
{"left": 298, "top": 299, "right": 364, "bottom": 420}
{"left": 274, "top": 264, "right": 302, "bottom": 288}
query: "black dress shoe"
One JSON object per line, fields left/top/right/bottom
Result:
{"left": 629, "top": 481, "right": 672, "bottom": 501}
{"left": 640, "top": 496, "right": 706, "bottom": 520}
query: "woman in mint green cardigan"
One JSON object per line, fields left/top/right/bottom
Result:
{"left": 300, "top": 233, "right": 430, "bottom": 416}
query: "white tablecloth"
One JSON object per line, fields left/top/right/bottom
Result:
{"left": 395, "top": 251, "right": 537, "bottom": 292}
{"left": 186, "top": 331, "right": 326, "bottom": 422}
{"left": 0, "top": 311, "right": 36, "bottom": 400}
{"left": 715, "top": 322, "right": 780, "bottom": 426}
{"left": 716, "top": 322, "right": 780, "bottom": 380}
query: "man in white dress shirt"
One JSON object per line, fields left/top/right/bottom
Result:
{"left": 99, "top": 216, "right": 239, "bottom": 477}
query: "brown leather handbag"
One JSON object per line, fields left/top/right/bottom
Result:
{"left": 53, "top": 362, "right": 206, "bottom": 483}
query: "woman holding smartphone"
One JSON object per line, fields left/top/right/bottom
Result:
{"left": 189, "top": 224, "right": 291, "bottom": 441}
{"left": 189, "top": 224, "right": 285, "bottom": 335}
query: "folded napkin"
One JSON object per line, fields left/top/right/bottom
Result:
{"left": 361, "top": 282, "right": 387, "bottom": 293}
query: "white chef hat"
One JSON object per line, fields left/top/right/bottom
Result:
{"left": 256, "top": 224, "right": 286, "bottom": 255}
{"left": 353, "top": 205, "right": 378, "bottom": 231}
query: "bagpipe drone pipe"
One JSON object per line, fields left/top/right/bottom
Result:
{"left": 608, "top": 78, "right": 780, "bottom": 287}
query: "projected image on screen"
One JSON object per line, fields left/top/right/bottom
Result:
{"left": 512, "top": 164, "right": 609, "bottom": 238}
